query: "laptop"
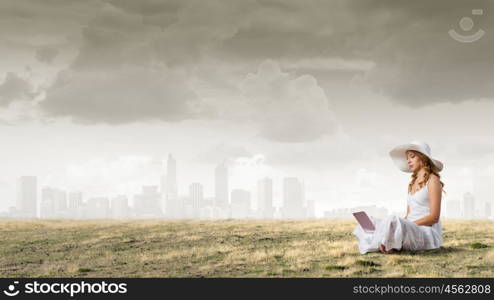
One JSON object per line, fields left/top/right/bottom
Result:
{"left": 352, "top": 211, "right": 376, "bottom": 233}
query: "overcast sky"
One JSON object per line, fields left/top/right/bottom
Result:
{"left": 1, "top": 0, "right": 494, "bottom": 216}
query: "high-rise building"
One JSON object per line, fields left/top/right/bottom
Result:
{"left": 40, "top": 187, "right": 56, "bottom": 219}
{"left": 257, "top": 177, "right": 274, "bottom": 218}
{"left": 40, "top": 187, "right": 67, "bottom": 218}
{"left": 231, "top": 189, "right": 251, "bottom": 218}
{"left": 189, "top": 182, "right": 204, "bottom": 218}
{"left": 111, "top": 195, "right": 129, "bottom": 219}
{"left": 281, "top": 177, "right": 306, "bottom": 218}
{"left": 134, "top": 185, "right": 162, "bottom": 218}
{"left": 16, "top": 176, "right": 37, "bottom": 218}
{"left": 67, "top": 191, "right": 83, "bottom": 219}
{"left": 53, "top": 189, "right": 68, "bottom": 213}
{"left": 162, "top": 154, "right": 181, "bottom": 218}
{"left": 462, "top": 192, "right": 475, "bottom": 219}
{"left": 68, "top": 191, "right": 83, "bottom": 209}
{"left": 214, "top": 162, "right": 229, "bottom": 208}
{"left": 160, "top": 160, "right": 167, "bottom": 213}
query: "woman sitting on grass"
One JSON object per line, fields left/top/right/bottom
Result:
{"left": 353, "top": 141, "right": 446, "bottom": 254}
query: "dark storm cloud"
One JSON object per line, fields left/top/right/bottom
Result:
{"left": 218, "top": 0, "right": 494, "bottom": 105}
{"left": 3, "top": 0, "right": 493, "bottom": 126}
{"left": 40, "top": 66, "right": 216, "bottom": 124}
{"left": 0, "top": 72, "right": 37, "bottom": 106}
{"left": 37, "top": 3, "right": 218, "bottom": 124}
{"left": 35, "top": 47, "right": 59, "bottom": 64}
{"left": 110, "top": 0, "right": 493, "bottom": 105}
{"left": 0, "top": 0, "right": 102, "bottom": 35}
{"left": 103, "top": 0, "right": 181, "bottom": 29}
{"left": 353, "top": 0, "right": 494, "bottom": 105}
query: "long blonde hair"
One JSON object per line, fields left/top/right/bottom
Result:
{"left": 408, "top": 150, "right": 446, "bottom": 195}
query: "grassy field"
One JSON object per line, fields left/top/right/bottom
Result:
{"left": 0, "top": 219, "right": 493, "bottom": 277}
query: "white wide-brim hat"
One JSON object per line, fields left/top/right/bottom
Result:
{"left": 389, "top": 140, "right": 443, "bottom": 173}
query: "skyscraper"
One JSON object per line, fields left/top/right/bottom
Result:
{"left": 68, "top": 191, "right": 84, "bottom": 219}
{"left": 53, "top": 189, "right": 68, "bottom": 213}
{"left": 214, "top": 162, "right": 229, "bottom": 208}
{"left": 40, "top": 187, "right": 71, "bottom": 219}
{"left": 162, "top": 154, "right": 181, "bottom": 218}
{"left": 160, "top": 159, "right": 167, "bottom": 214}
{"left": 111, "top": 195, "right": 129, "bottom": 219}
{"left": 257, "top": 177, "right": 274, "bottom": 218}
{"left": 68, "top": 191, "right": 83, "bottom": 210}
{"left": 134, "top": 185, "right": 162, "bottom": 217}
{"left": 40, "top": 187, "right": 56, "bottom": 219}
{"left": 189, "top": 182, "right": 204, "bottom": 218}
{"left": 16, "top": 176, "right": 37, "bottom": 218}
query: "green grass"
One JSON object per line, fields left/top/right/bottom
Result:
{"left": 0, "top": 218, "right": 493, "bottom": 277}
{"left": 357, "top": 259, "right": 381, "bottom": 267}
{"left": 78, "top": 268, "right": 92, "bottom": 273}
{"left": 325, "top": 265, "right": 347, "bottom": 271}
{"left": 470, "top": 242, "right": 489, "bottom": 249}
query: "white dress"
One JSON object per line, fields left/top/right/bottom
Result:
{"left": 352, "top": 180, "right": 443, "bottom": 254}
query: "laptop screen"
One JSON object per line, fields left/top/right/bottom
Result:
{"left": 352, "top": 211, "right": 376, "bottom": 231}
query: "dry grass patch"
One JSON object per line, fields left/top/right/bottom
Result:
{"left": 0, "top": 218, "right": 493, "bottom": 277}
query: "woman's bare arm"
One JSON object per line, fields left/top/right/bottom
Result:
{"left": 413, "top": 174, "right": 442, "bottom": 226}
{"left": 404, "top": 205, "right": 410, "bottom": 219}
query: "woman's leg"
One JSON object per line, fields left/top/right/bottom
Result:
{"left": 377, "top": 215, "right": 404, "bottom": 254}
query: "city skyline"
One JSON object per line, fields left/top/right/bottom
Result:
{"left": 3, "top": 154, "right": 492, "bottom": 220}
{"left": 1, "top": 0, "right": 494, "bottom": 219}
{"left": 3, "top": 157, "right": 314, "bottom": 219}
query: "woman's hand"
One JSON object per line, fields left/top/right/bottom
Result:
{"left": 413, "top": 217, "right": 434, "bottom": 226}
